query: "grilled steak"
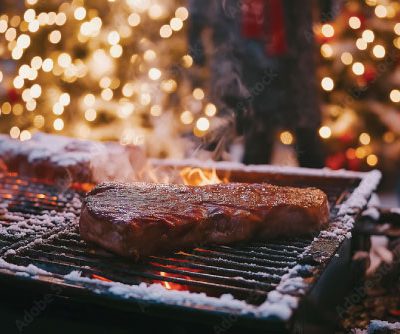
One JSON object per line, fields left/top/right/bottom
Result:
{"left": 79, "top": 182, "right": 329, "bottom": 259}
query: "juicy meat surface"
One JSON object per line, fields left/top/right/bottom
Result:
{"left": 79, "top": 182, "right": 330, "bottom": 260}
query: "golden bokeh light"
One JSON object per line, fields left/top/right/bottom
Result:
{"left": 53, "top": 118, "right": 64, "bottom": 131}
{"left": 319, "top": 126, "right": 332, "bottom": 139}
{"left": 280, "top": 131, "right": 294, "bottom": 145}
{"left": 359, "top": 132, "right": 371, "bottom": 145}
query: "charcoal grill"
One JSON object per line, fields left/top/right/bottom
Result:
{"left": 0, "top": 162, "right": 381, "bottom": 333}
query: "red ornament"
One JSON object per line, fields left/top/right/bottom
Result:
{"left": 347, "top": 157, "right": 361, "bottom": 171}
{"left": 7, "top": 88, "right": 20, "bottom": 103}
{"left": 338, "top": 132, "right": 354, "bottom": 144}
{"left": 363, "top": 65, "right": 376, "bottom": 83}
{"left": 325, "top": 152, "right": 346, "bottom": 170}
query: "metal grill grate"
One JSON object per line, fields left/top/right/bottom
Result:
{"left": 0, "top": 173, "right": 357, "bottom": 307}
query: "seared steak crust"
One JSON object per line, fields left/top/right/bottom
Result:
{"left": 79, "top": 182, "right": 329, "bottom": 259}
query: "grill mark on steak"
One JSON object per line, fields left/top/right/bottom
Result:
{"left": 79, "top": 182, "right": 329, "bottom": 260}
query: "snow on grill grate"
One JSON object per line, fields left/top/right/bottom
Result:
{"left": 0, "top": 173, "right": 81, "bottom": 255}
{"left": 0, "top": 172, "right": 356, "bottom": 307}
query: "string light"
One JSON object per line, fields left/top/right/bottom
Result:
{"left": 110, "top": 44, "right": 123, "bottom": 58}
{"left": 13, "top": 76, "right": 24, "bottom": 89}
{"left": 148, "top": 4, "right": 164, "bottom": 20}
{"left": 175, "top": 7, "right": 189, "bottom": 21}
{"left": 0, "top": 19, "right": 7, "bottom": 33}
{"left": 59, "top": 93, "right": 70, "bottom": 106}
{"left": 24, "top": 9, "right": 35, "bottom": 23}
{"left": 31, "top": 56, "right": 42, "bottom": 69}
{"left": 148, "top": 67, "right": 161, "bottom": 80}
{"left": 12, "top": 103, "right": 23, "bottom": 115}
{"left": 321, "top": 24, "right": 335, "bottom": 38}
{"left": 85, "top": 108, "right": 97, "bottom": 121}
{"left": 150, "top": 105, "right": 162, "bottom": 116}
{"left": 182, "top": 54, "right": 193, "bottom": 68}
{"left": 30, "top": 84, "right": 41, "bottom": 98}
{"left": 341, "top": 52, "right": 353, "bottom": 65}
{"left": 58, "top": 53, "right": 71, "bottom": 68}
{"left": 389, "top": 89, "right": 400, "bottom": 102}
{"left": 180, "top": 110, "right": 193, "bottom": 124}
{"left": 394, "top": 37, "right": 400, "bottom": 49}
{"left": 144, "top": 49, "right": 156, "bottom": 62}
{"left": 20, "top": 130, "right": 31, "bottom": 141}
{"left": 49, "top": 30, "right": 61, "bottom": 44}
{"left": 359, "top": 132, "right": 371, "bottom": 145}
{"left": 356, "top": 38, "right": 368, "bottom": 50}
{"left": 122, "top": 83, "right": 134, "bottom": 97}
{"left": 362, "top": 29, "right": 374, "bottom": 43}
{"left": 74, "top": 7, "right": 86, "bottom": 21}
{"left": 2, "top": 102, "right": 11, "bottom": 114}
{"left": 53, "top": 118, "right": 64, "bottom": 131}
{"left": 33, "top": 115, "right": 44, "bottom": 128}
{"left": 372, "top": 44, "right": 385, "bottom": 58}
{"left": 9, "top": 126, "right": 20, "bottom": 139}
{"left": 196, "top": 117, "right": 210, "bottom": 131}
{"left": 26, "top": 100, "right": 36, "bottom": 111}
{"left": 128, "top": 13, "right": 140, "bottom": 27}
{"left": 366, "top": 154, "right": 378, "bottom": 166}
{"left": 204, "top": 103, "right": 217, "bottom": 117}
{"left": 52, "top": 103, "right": 64, "bottom": 115}
{"left": 101, "top": 88, "right": 113, "bottom": 101}
{"left": 170, "top": 18, "right": 183, "bottom": 31}
{"left": 280, "top": 131, "right": 294, "bottom": 145}
{"left": 348, "top": 16, "right": 361, "bottom": 29}
{"left": 107, "top": 31, "right": 120, "bottom": 45}
{"left": 395, "top": 23, "right": 400, "bottom": 35}
{"left": 375, "top": 5, "right": 387, "bottom": 18}
{"left": 83, "top": 93, "right": 95, "bottom": 106}
{"left": 321, "top": 77, "right": 334, "bottom": 91}
{"left": 193, "top": 88, "right": 205, "bottom": 100}
{"left": 55, "top": 13, "right": 67, "bottom": 26}
{"left": 160, "top": 25, "right": 172, "bottom": 38}
{"left": 16, "top": 34, "right": 30, "bottom": 48}
{"left": 28, "top": 20, "right": 39, "bottom": 32}
{"left": 319, "top": 126, "right": 332, "bottom": 139}
{"left": 320, "top": 43, "right": 333, "bottom": 58}
{"left": 355, "top": 147, "right": 367, "bottom": 159}
{"left": 42, "top": 58, "right": 53, "bottom": 72}
{"left": 352, "top": 62, "right": 365, "bottom": 75}
{"left": 5, "top": 28, "right": 16, "bottom": 41}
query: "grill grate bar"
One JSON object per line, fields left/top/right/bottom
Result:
{"left": 150, "top": 253, "right": 290, "bottom": 275}
{"left": 147, "top": 257, "right": 283, "bottom": 282}
{"left": 208, "top": 245, "right": 301, "bottom": 260}
{"left": 10, "top": 254, "right": 272, "bottom": 299}
{"left": 0, "top": 172, "right": 359, "bottom": 309}
{"left": 190, "top": 248, "right": 298, "bottom": 267}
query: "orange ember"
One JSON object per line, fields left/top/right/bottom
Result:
{"left": 91, "top": 274, "right": 113, "bottom": 282}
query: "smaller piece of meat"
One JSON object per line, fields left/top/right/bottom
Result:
{"left": 0, "top": 132, "right": 144, "bottom": 184}
{"left": 79, "top": 182, "right": 330, "bottom": 260}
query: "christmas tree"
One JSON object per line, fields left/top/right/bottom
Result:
{"left": 0, "top": 0, "right": 218, "bottom": 158}
{"left": 315, "top": 0, "right": 400, "bottom": 172}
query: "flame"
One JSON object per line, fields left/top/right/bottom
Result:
{"left": 159, "top": 271, "right": 172, "bottom": 289}
{"left": 71, "top": 182, "right": 94, "bottom": 192}
{"left": 180, "top": 167, "right": 227, "bottom": 186}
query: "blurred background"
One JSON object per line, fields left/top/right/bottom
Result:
{"left": 0, "top": 0, "right": 399, "bottom": 204}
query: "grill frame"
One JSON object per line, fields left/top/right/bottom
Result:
{"left": 0, "top": 162, "right": 381, "bottom": 332}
